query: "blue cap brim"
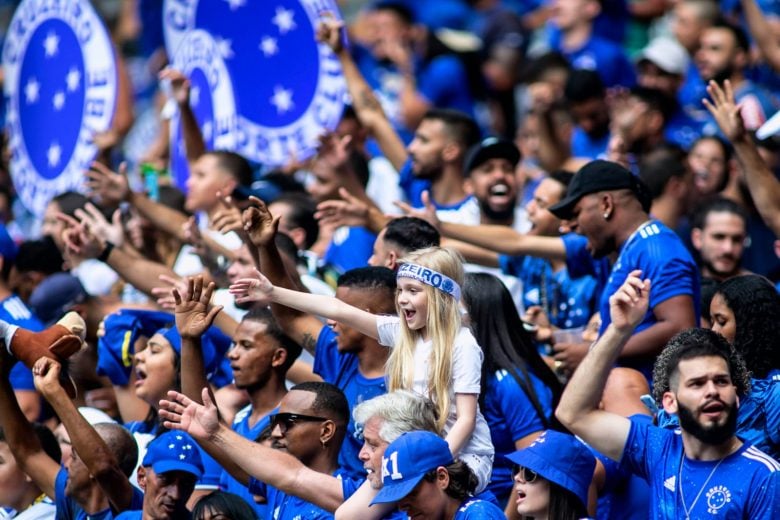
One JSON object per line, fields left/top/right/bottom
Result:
{"left": 506, "top": 449, "right": 589, "bottom": 510}
{"left": 151, "top": 460, "right": 203, "bottom": 479}
{"left": 370, "top": 474, "right": 425, "bottom": 506}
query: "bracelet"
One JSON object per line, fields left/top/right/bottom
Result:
{"left": 98, "top": 241, "right": 115, "bottom": 262}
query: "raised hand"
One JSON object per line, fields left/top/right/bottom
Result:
{"left": 32, "top": 357, "right": 65, "bottom": 399}
{"left": 173, "top": 276, "right": 223, "bottom": 339}
{"left": 393, "top": 190, "right": 441, "bottom": 229}
{"left": 159, "top": 388, "right": 220, "bottom": 441}
{"left": 242, "top": 196, "right": 279, "bottom": 247}
{"left": 314, "top": 132, "right": 353, "bottom": 172}
{"left": 315, "top": 187, "right": 370, "bottom": 229}
{"left": 85, "top": 161, "right": 131, "bottom": 205}
{"left": 74, "top": 203, "right": 125, "bottom": 247}
{"left": 703, "top": 80, "right": 747, "bottom": 143}
{"left": 608, "top": 270, "right": 651, "bottom": 333}
{"left": 159, "top": 68, "right": 191, "bottom": 106}
{"left": 152, "top": 274, "right": 189, "bottom": 310}
{"left": 315, "top": 13, "right": 345, "bottom": 54}
{"left": 211, "top": 193, "right": 245, "bottom": 236}
{"left": 228, "top": 269, "right": 274, "bottom": 305}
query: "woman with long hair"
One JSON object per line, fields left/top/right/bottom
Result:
{"left": 462, "top": 272, "right": 563, "bottom": 507}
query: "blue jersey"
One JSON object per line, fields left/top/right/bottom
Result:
{"left": 324, "top": 226, "right": 376, "bottom": 275}
{"left": 551, "top": 33, "right": 636, "bottom": 88}
{"left": 499, "top": 253, "right": 597, "bottom": 329}
{"left": 397, "top": 159, "right": 479, "bottom": 218}
{"left": 219, "top": 404, "right": 276, "bottom": 519}
{"left": 1, "top": 295, "right": 44, "bottom": 392}
{"left": 55, "top": 468, "right": 144, "bottom": 520}
{"left": 571, "top": 127, "right": 610, "bottom": 160}
{"left": 664, "top": 108, "right": 707, "bottom": 151}
{"left": 564, "top": 221, "right": 700, "bottom": 379}
{"left": 482, "top": 368, "right": 554, "bottom": 503}
{"left": 621, "top": 418, "right": 780, "bottom": 519}
{"left": 453, "top": 497, "right": 506, "bottom": 519}
{"left": 657, "top": 370, "right": 780, "bottom": 461}
{"left": 314, "top": 326, "right": 387, "bottom": 479}
{"left": 592, "top": 415, "right": 651, "bottom": 520}
{"left": 248, "top": 468, "right": 360, "bottom": 520}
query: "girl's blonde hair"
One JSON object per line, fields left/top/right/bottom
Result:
{"left": 387, "top": 247, "right": 465, "bottom": 431}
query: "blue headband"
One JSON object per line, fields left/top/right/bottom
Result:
{"left": 397, "top": 263, "right": 461, "bottom": 300}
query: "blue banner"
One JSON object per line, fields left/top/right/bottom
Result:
{"left": 3, "top": 0, "right": 117, "bottom": 216}
{"left": 164, "top": 0, "right": 346, "bottom": 166}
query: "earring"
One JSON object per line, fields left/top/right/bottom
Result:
{"left": 603, "top": 213, "right": 610, "bottom": 219}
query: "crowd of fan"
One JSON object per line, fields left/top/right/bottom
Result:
{"left": 0, "top": 0, "right": 779, "bottom": 518}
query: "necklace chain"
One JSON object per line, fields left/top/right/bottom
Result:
{"left": 678, "top": 454, "right": 725, "bottom": 519}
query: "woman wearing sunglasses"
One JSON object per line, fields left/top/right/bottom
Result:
{"left": 506, "top": 430, "right": 595, "bottom": 520}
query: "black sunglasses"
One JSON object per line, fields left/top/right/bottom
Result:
{"left": 512, "top": 465, "right": 538, "bottom": 483}
{"left": 269, "top": 412, "right": 328, "bottom": 433}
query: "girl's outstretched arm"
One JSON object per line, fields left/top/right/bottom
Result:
{"left": 445, "top": 393, "right": 478, "bottom": 457}
{"left": 230, "top": 270, "right": 380, "bottom": 339}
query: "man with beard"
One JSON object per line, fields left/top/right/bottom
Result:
{"left": 557, "top": 271, "right": 779, "bottom": 518}
{"left": 691, "top": 198, "right": 750, "bottom": 281}
{"left": 696, "top": 19, "right": 778, "bottom": 132}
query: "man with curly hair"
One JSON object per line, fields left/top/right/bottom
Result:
{"left": 557, "top": 270, "right": 779, "bottom": 519}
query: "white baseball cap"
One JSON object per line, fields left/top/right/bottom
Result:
{"left": 637, "top": 37, "right": 689, "bottom": 76}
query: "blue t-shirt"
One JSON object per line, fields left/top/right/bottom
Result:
{"left": 571, "top": 127, "right": 610, "bottom": 160}
{"left": 657, "top": 370, "right": 780, "bottom": 461}
{"left": 592, "top": 415, "right": 651, "bottom": 520}
{"left": 621, "top": 418, "right": 780, "bottom": 518}
{"left": 397, "top": 159, "right": 478, "bottom": 215}
{"left": 219, "top": 404, "right": 276, "bottom": 519}
{"left": 324, "top": 226, "right": 376, "bottom": 275}
{"left": 313, "top": 326, "right": 387, "bottom": 479}
{"left": 551, "top": 33, "right": 636, "bottom": 88}
{"left": 55, "top": 468, "right": 144, "bottom": 520}
{"left": 664, "top": 108, "right": 707, "bottom": 151}
{"left": 482, "top": 368, "right": 554, "bottom": 503}
{"left": 564, "top": 221, "right": 700, "bottom": 379}
{"left": 453, "top": 497, "right": 506, "bottom": 519}
{"left": 498, "top": 253, "right": 598, "bottom": 329}
{"left": 1, "top": 295, "right": 44, "bottom": 392}
{"left": 248, "top": 468, "right": 360, "bottom": 520}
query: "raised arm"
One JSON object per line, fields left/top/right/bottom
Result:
{"left": 159, "top": 68, "right": 206, "bottom": 164}
{"left": 174, "top": 277, "right": 223, "bottom": 403}
{"left": 316, "top": 15, "right": 408, "bottom": 172}
{"left": 160, "top": 389, "right": 346, "bottom": 512}
{"left": 739, "top": 0, "right": 780, "bottom": 72}
{"left": 34, "top": 358, "right": 135, "bottom": 510}
{"left": 556, "top": 270, "right": 650, "bottom": 461}
{"left": 241, "top": 198, "right": 330, "bottom": 354}
{"left": 704, "top": 80, "right": 780, "bottom": 236}
{"left": 0, "top": 353, "right": 59, "bottom": 499}
{"left": 230, "top": 270, "right": 380, "bottom": 340}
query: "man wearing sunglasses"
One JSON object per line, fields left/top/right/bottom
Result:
{"left": 557, "top": 271, "right": 779, "bottom": 518}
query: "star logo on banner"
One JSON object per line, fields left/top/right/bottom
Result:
{"left": 168, "top": 444, "right": 175, "bottom": 449}
{"left": 47, "top": 142, "right": 61, "bottom": 167}
{"left": 215, "top": 36, "right": 234, "bottom": 59}
{"left": 270, "top": 85, "right": 293, "bottom": 114}
{"left": 66, "top": 68, "right": 81, "bottom": 92}
{"left": 259, "top": 36, "right": 278, "bottom": 57}
{"left": 223, "top": 0, "right": 246, "bottom": 10}
{"left": 43, "top": 31, "right": 60, "bottom": 57}
{"left": 52, "top": 91, "right": 65, "bottom": 111}
{"left": 24, "top": 78, "right": 40, "bottom": 104}
{"left": 272, "top": 6, "right": 296, "bottom": 34}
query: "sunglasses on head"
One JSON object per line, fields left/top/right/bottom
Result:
{"left": 512, "top": 465, "right": 538, "bottom": 483}
{"left": 269, "top": 412, "right": 328, "bottom": 433}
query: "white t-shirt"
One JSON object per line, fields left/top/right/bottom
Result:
{"left": 375, "top": 315, "right": 495, "bottom": 464}
{"left": 6, "top": 498, "right": 55, "bottom": 520}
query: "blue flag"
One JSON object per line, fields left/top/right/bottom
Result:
{"left": 3, "top": 0, "right": 117, "bottom": 215}
{"left": 164, "top": 0, "right": 346, "bottom": 166}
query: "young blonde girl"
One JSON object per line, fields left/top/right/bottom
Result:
{"left": 230, "top": 247, "right": 494, "bottom": 491}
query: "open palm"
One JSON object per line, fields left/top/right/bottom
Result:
{"left": 174, "top": 277, "right": 222, "bottom": 338}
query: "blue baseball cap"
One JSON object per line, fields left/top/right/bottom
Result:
{"left": 0, "top": 223, "right": 18, "bottom": 263}
{"left": 160, "top": 325, "right": 233, "bottom": 386}
{"left": 142, "top": 431, "right": 203, "bottom": 478}
{"left": 370, "top": 431, "right": 453, "bottom": 506}
{"left": 29, "top": 273, "right": 87, "bottom": 326}
{"left": 506, "top": 430, "right": 595, "bottom": 510}
{"left": 97, "top": 310, "right": 175, "bottom": 386}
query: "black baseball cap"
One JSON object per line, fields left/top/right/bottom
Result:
{"left": 549, "top": 160, "right": 652, "bottom": 219}
{"left": 464, "top": 137, "right": 521, "bottom": 175}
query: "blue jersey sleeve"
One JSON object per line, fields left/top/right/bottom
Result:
{"left": 765, "top": 381, "right": 780, "bottom": 447}
{"left": 312, "top": 326, "right": 339, "bottom": 380}
{"left": 747, "top": 470, "right": 780, "bottom": 520}
{"left": 247, "top": 476, "right": 267, "bottom": 498}
{"left": 621, "top": 417, "right": 656, "bottom": 480}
